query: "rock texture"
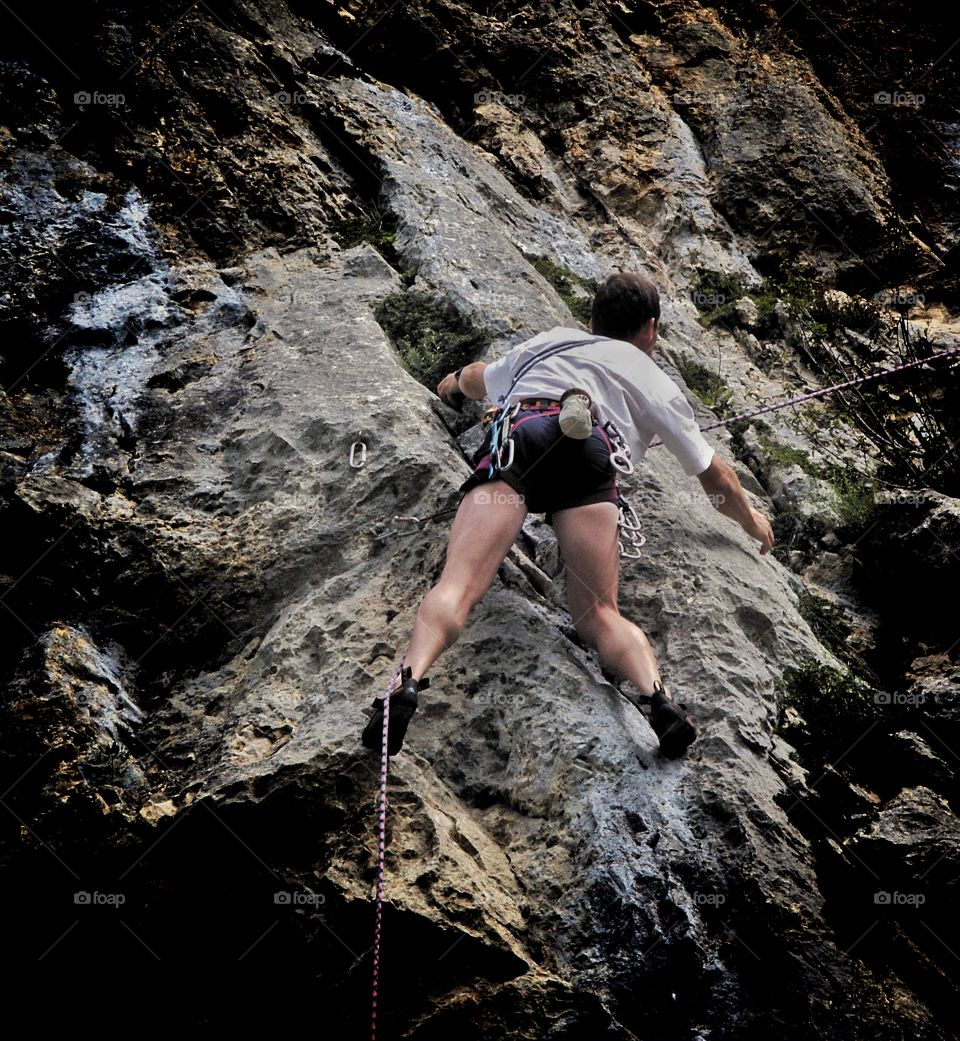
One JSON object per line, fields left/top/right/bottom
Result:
{"left": 1, "top": 1, "right": 958, "bottom": 1037}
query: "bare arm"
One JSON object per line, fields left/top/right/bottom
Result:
{"left": 437, "top": 362, "right": 488, "bottom": 405}
{"left": 697, "top": 454, "right": 775, "bottom": 555}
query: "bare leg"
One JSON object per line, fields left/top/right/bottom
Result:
{"left": 551, "top": 501, "right": 664, "bottom": 696}
{"left": 399, "top": 481, "right": 527, "bottom": 683}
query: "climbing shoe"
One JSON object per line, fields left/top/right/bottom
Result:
{"left": 559, "top": 388, "right": 594, "bottom": 439}
{"left": 648, "top": 680, "right": 696, "bottom": 759}
{"left": 361, "top": 666, "right": 429, "bottom": 756}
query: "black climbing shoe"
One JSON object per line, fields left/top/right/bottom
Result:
{"left": 648, "top": 680, "right": 696, "bottom": 759}
{"left": 361, "top": 666, "right": 429, "bottom": 756}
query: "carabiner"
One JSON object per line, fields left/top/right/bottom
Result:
{"left": 618, "top": 498, "right": 644, "bottom": 531}
{"left": 499, "top": 436, "right": 515, "bottom": 471}
{"left": 349, "top": 441, "right": 367, "bottom": 468}
{"left": 610, "top": 451, "right": 634, "bottom": 475}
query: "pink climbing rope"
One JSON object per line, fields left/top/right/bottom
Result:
{"left": 652, "top": 343, "right": 960, "bottom": 445}
{"left": 371, "top": 657, "right": 404, "bottom": 1041}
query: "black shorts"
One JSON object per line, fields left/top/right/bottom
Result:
{"left": 458, "top": 405, "right": 621, "bottom": 524}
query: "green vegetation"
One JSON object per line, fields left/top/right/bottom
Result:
{"left": 794, "top": 589, "right": 874, "bottom": 682}
{"left": 674, "top": 357, "right": 735, "bottom": 418}
{"left": 375, "top": 290, "right": 493, "bottom": 389}
{"left": 329, "top": 208, "right": 416, "bottom": 285}
{"left": 522, "top": 252, "right": 598, "bottom": 325}
{"left": 776, "top": 659, "right": 880, "bottom": 764}
{"left": 688, "top": 269, "right": 747, "bottom": 327}
{"left": 824, "top": 464, "right": 876, "bottom": 530}
{"left": 688, "top": 268, "right": 889, "bottom": 347}
{"left": 754, "top": 428, "right": 876, "bottom": 534}
{"left": 688, "top": 269, "right": 784, "bottom": 339}
{"left": 756, "top": 431, "right": 817, "bottom": 475}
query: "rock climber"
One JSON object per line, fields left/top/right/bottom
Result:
{"left": 362, "top": 271, "right": 775, "bottom": 759}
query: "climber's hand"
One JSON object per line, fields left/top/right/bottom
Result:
{"left": 743, "top": 507, "right": 775, "bottom": 555}
{"left": 437, "top": 372, "right": 465, "bottom": 410}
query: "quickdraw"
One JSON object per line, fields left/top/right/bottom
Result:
{"left": 599, "top": 419, "right": 646, "bottom": 558}
{"left": 616, "top": 494, "right": 646, "bottom": 559}
{"left": 600, "top": 417, "right": 635, "bottom": 475}
{"left": 486, "top": 400, "right": 521, "bottom": 478}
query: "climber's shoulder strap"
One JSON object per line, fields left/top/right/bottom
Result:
{"left": 499, "top": 334, "right": 608, "bottom": 403}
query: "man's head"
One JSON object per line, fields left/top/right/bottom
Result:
{"left": 589, "top": 271, "right": 660, "bottom": 354}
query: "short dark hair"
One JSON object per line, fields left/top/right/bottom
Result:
{"left": 590, "top": 272, "right": 660, "bottom": 340}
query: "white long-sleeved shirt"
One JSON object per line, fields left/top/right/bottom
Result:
{"left": 482, "top": 326, "right": 716, "bottom": 477}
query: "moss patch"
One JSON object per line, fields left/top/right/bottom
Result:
{"left": 675, "top": 357, "right": 735, "bottom": 418}
{"left": 756, "top": 432, "right": 818, "bottom": 475}
{"left": 794, "top": 589, "right": 875, "bottom": 680}
{"left": 522, "top": 251, "right": 598, "bottom": 325}
{"left": 375, "top": 290, "right": 493, "bottom": 389}
{"left": 776, "top": 660, "right": 881, "bottom": 765}
{"left": 329, "top": 209, "right": 416, "bottom": 285}
{"left": 755, "top": 429, "right": 876, "bottom": 534}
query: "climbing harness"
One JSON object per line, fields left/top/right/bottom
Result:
{"left": 497, "top": 335, "right": 608, "bottom": 402}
